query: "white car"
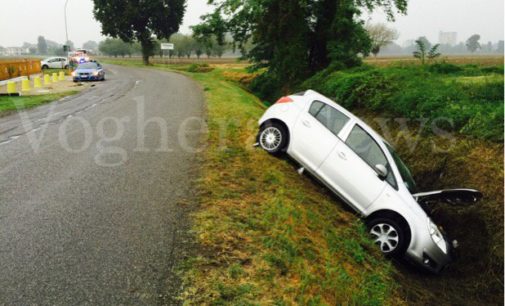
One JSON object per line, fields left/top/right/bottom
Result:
{"left": 256, "top": 90, "right": 481, "bottom": 272}
{"left": 41, "top": 57, "right": 69, "bottom": 69}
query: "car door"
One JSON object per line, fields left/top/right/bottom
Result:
{"left": 318, "top": 124, "right": 396, "bottom": 212}
{"left": 48, "top": 58, "right": 57, "bottom": 69}
{"left": 291, "top": 100, "right": 350, "bottom": 171}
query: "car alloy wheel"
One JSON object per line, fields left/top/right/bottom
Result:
{"left": 370, "top": 222, "right": 400, "bottom": 253}
{"left": 260, "top": 126, "right": 283, "bottom": 151}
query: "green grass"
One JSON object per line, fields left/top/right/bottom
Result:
{"left": 0, "top": 91, "right": 78, "bottom": 115}
{"left": 174, "top": 68, "right": 402, "bottom": 305}
{"left": 41, "top": 68, "right": 71, "bottom": 76}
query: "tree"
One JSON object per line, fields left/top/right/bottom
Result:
{"left": 466, "top": 34, "right": 481, "bottom": 53}
{"left": 417, "top": 36, "right": 432, "bottom": 50}
{"left": 83, "top": 40, "right": 99, "bottom": 53}
{"left": 194, "top": 40, "right": 203, "bottom": 59}
{"left": 99, "top": 38, "right": 132, "bottom": 57}
{"left": 212, "top": 42, "right": 226, "bottom": 58}
{"left": 365, "top": 23, "right": 399, "bottom": 57}
{"left": 170, "top": 33, "right": 195, "bottom": 58}
{"left": 194, "top": 0, "right": 407, "bottom": 99}
{"left": 93, "top": 0, "right": 185, "bottom": 65}
{"left": 413, "top": 39, "right": 440, "bottom": 64}
{"left": 427, "top": 44, "right": 441, "bottom": 61}
{"left": 37, "top": 36, "right": 48, "bottom": 55}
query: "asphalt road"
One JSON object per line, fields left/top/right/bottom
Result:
{"left": 0, "top": 65, "right": 204, "bottom": 305}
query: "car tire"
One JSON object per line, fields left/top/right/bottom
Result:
{"left": 258, "top": 122, "right": 288, "bottom": 156}
{"left": 42, "top": 65, "right": 48, "bottom": 70}
{"left": 367, "top": 217, "right": 408, "bottom": 258}
{"left": 64, "top": 65, "right": 69, "bottom": 69}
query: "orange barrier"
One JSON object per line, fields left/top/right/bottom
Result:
{"left": 0, "top": 59, "right": 41, "bottom": 81}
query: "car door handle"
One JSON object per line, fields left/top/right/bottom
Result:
{"left": 337, "top": 151, "right": 347, "bottom": 160}
{"left": 302, "top": 120, "right": 311, "bottom": 127}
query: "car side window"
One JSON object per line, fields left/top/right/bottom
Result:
{"left": 309, "top": 101, "right": 349, "bottom": 136}
{"left": 345, "top": 125, "right": 397, "bottom": 188}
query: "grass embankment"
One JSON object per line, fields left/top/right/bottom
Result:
{"left": 303, "top": 63, "right": 504, "bottom": 305}
{"left": 179, "top": 68, "right": 403, "bottom": 305}
{"left": 0, "top": 92, "right": 77, "bottom": 116}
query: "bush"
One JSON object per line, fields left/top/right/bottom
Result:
{"left": 302, "top": 65, "right": 504, "bottom": 141}
{"left": 428, "top": 62, "right": 463, "bottom": 74}
{"left": 249, "top": 72, "right": 284, "bottom": 101}
{"left": 187, "top": 63, "right": 214, "bottom": 73}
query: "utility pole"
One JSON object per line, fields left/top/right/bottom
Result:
{"left": 64, "top": 0, "right": 70, "bottom": 49}
{"left": 64, "top": 0, "right": 71, "bottom": 70}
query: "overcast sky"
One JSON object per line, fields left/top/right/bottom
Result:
{"left": 0, "top": 0, "right": 503, "bottom": 48}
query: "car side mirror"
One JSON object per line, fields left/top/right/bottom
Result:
{"left": 375, "top": 164, "right": 388, "bottom": 180}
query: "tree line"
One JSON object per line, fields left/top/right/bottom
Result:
{"left": 98, "top": 34, "right": 234, "bottom": 59}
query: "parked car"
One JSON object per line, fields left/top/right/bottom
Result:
{"left": 41, "top": 57, "right": 69, "bottom": 69}
{"left": 72, "top": 62, "right": 105, "bottom": 82}
{"left": 256, "top": 90, "right": 482, "bottom": 273}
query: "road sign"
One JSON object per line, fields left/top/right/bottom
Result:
{"left": 161, "top": 43, "right": 174, "bottom": 50}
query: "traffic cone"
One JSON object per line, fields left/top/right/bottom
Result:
{"left": 21, "top": 79, "right": 31, "bottom": 92}
{"left": 7, "top": 81, "right": 16, "bottom": 94}
{"left": 58, "top": 71, "right": 65, "bottom": 81}
{"left": 52, "top": 73, "right": 58, "bottom": 83}
{"left": 34, "top": 77, "right": 42, "bottom": 88}
{"left": 44, "top": 74, "right": 51, "bottom": 85}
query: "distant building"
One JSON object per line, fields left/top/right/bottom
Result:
{"left": 439, "top": 32, "right": 457, "bottom": 46}
{"left": 1, "top": 47, "right": 28, "bottom": 56}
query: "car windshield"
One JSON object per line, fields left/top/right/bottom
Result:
{"left": 77, "top": 63, "right": 98, "bottom": 69}
{"left": 385, "top": 143, "right": 417, "bottom": 193}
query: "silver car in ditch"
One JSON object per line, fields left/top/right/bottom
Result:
{"left": 256, "top": 90, "right": 481, "bottom": 272}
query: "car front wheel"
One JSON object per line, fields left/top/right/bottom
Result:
{"left": 367, "top": 217, "right": 408, "bottom": 258}
{"left": 258, "top": 122, "right": 288, "bottom": 155}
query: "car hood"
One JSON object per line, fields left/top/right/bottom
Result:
{"left": 413, "top": 188, "right": 482, "bottom": 206}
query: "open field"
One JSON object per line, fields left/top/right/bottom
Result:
{"left": 103, "top": 58, "right": 504, "bottom": 305}
{"left": 101, "top": 54, "right": 504, "bottom": 67}
{"left": 364, "top": 55, "right": 504, "bottom": 67}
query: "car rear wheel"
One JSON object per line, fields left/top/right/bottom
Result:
{"left": 42, "top": 65, "right": 48, "bottom": 69}
{"left": 367, "top": 217, "right": 408, "bottom": 258}
{"left": 258, "top": 122, "right": 288, "bottom": 156}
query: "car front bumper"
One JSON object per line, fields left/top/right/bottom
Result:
{"left": 407, "top": 235, "right": 453, "bottom": 273}
{"left": 73, "top": 75, "right": 102, "bottom": 81}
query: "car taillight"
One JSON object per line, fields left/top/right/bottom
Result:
{"left": 276, "top": 96, "right": 293, "bottom": 104}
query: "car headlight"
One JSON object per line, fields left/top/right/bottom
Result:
{"left": 71, "top": 71, "right": 76, "bottom": 77}
{"left": 93, "top": 71, "right": 99, "bottom": 76}
{"left": 428, "top": 219, "right": 447, "bottom": 254}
